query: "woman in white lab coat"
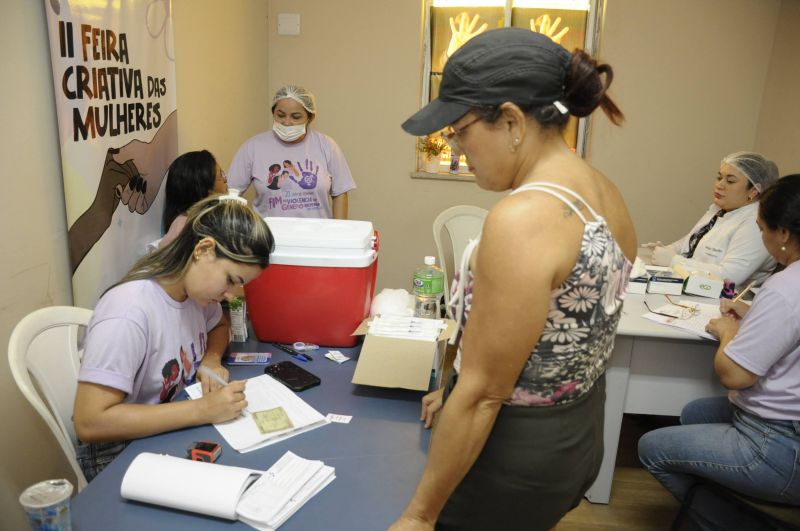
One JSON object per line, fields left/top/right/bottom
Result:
{"left": 649, "top": 152, "right": 779, "bottom": 288}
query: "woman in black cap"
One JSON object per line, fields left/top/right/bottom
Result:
{"left": 391, "top": 27, "right": 636, "bottom": 530}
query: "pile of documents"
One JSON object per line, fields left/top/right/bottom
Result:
{"left": 237, "top": 451, "right": 335, "bottom": 530}
{"left": 185, "top": 374, "right": 329, "bottom": 452}
{"left": 121, "top": 451, "right": 334, "bottom": 530}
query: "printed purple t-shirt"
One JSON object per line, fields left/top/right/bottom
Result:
{"left": 78, "top": 279, "right": 222, "bottom": 404}
{"left": 726, "top": 260, "right": 800, "bottom": 420}
{"left": 227, "top": 129, "right": 356, "bottom": 218}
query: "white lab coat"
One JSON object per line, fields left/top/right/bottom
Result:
{"left": 668, "top": 202, "right": 775, "bottom": 287}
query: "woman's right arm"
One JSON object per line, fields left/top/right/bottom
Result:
{"left": 73, "top": 380, "right": 247, "bottom": 443}
{"left": 227, "top": 139, "right": 256, "bottom": 195}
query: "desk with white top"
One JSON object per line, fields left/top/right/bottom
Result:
{"left": 584, "top": 293, "right": 726, "bottom": 503}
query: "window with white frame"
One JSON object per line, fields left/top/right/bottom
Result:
{"left": 416, "top": 0, "right": 603, "bottom": 176}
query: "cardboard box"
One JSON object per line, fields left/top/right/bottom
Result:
{"left": 351, "top": 318, "right": 457, "bottom": 391}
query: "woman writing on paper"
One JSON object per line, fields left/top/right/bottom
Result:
{"left": 227, "top": 85, "right": 356, "bottom": 219}
{"left": 639, "top": 174, "right": 800, "bottom": 529}
{"left": 648, "top": 152, "right": 779, "bottom": 287}
{"left": 391, "top": 28, "right": 636, "bottom": 530}
{"left": 73, "top": 195, "right": 274, "bottom": 481}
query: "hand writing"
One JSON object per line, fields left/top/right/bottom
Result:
{"left": 719, "top": 299, "right": 749, "bottom": 321}
{"left": 198, "top": 362, "right": 230, "bottom": 394}
{"left": 200, "top": 380, "right": 247, "bottom": 423}
{"left": 705, "top": 315, "right": 740, "bottom": 340}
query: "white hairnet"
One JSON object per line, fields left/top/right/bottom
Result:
{"left": 722, "top": 151, "right": 779, "bottom": 193}
{"left": 272, "top": 85, "right": 316, "bottom": 115}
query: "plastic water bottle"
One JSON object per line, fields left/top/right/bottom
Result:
{"left": 413, "top": 256, "right": 444, "bottom": 318}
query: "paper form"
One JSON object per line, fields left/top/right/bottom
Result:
{"left": 185, "top": 374, "right": 329, "bottom": 453}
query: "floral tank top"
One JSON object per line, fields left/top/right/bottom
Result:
{"left": 448, "top": 182, "right": 631, "bottom": 407}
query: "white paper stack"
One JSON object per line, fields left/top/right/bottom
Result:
{"left": 367, "top": 315, "right": 446, "bottom": 342}
{"left": 236, "top": 451, "right": 335, "bottom": 530}
{"left": 120, "top": 451, "right": 334, "bottom": 530}
{"left": 185, "top": 374, "right": 329, "bottom": 453}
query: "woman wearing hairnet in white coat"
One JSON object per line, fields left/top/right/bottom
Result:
{"left": 647, "top": 152, "right": 779, "bottom": 288}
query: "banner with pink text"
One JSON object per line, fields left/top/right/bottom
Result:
{"left": 44, "top": 0, "right": 178, "bottom": 307}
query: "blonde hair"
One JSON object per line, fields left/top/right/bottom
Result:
{"left": 113, "top": 196, "right": 274, "bottom": 290}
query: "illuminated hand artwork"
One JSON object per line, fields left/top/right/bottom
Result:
{"left": 530, "top": 14, "right": 569, "bottom": 44}
{"left": 445, "top": 12, "right": 488, "bottom": 59}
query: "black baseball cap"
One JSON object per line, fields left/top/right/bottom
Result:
{"left": 402, "top": 27, "right": 572, "bottom": 136}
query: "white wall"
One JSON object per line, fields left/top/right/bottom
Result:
{"left": 1, "top": 1, "right": 797, "bottom": 527}
{"left": 580, "top": 0, "right": 779, "bottom": 244}
{"left": 0, "top": 2, "right": 74, "bottom": 528}
{"left": 0, "top": 1, "right": 269, "bottom": 527}
{"left": 755, "top": 0, "right": 800, "bottom": 174}
{"left": 264, "top": 0, "right": 785, "bottom": 290}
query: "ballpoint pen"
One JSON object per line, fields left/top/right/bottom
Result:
{"left": 272, "top": 343, "right": 313, "bottom": 362}
{"left": 197, "top": 365, "right": 251, "bottom": 414}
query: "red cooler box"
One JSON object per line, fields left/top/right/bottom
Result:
{"left": 245, "top": 217, "right": 378, "bottom": 347}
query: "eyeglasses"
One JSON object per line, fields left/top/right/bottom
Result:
{"left": 444, "top": 115, "right": 482, "bottom": 141}
{"left": 643, "top": 295, "right": 701, "bottom": 320}
{"left": 217, "top": 169, "right": 228, "bottom": 182}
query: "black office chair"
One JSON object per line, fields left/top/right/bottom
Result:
{"left": 671, "top": 480, "right": 800, "bottom": 531}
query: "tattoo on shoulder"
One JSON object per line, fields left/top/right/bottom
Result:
{"left": 562, "top": 199, "right": 583, "bottom": 218}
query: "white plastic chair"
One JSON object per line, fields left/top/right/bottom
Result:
{"left": 433, "top": 205, "right": 488, "bottom": 306}
{"left": 8, "top": 306, "right": 93, "bottom": 491}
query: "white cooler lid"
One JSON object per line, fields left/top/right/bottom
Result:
{"left": 263, "top": 217, "right": 377, "bottom": 267}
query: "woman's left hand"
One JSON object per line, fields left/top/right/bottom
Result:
{"left": 388, "top": 515, "right": 435, "bottom": 531}
{"left": 651, "top": 245, "right": 677, "bottom": 266}
{"left": 705, "top": 315, "right": 741, "bottom": 340}
{"left": 198, "top": 361, "right": 229, "bottom": 393}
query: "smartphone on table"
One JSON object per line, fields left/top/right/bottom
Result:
{"left": 264, "top": 361, "right": 321, "bottom": 391}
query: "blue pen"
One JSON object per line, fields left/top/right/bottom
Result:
{"left": 273, "top": 343, "right": 313, "bottom": 362}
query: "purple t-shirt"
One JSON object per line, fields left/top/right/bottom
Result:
{"left": 228, "top": 129, "right": 356, "bottom": 218}
{"left": 726, "top": 260, "right": 800, "bottom": 420}
{"left": 79, "top": 279, "right": 223, "bottom": 404}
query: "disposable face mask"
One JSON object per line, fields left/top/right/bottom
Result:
{"left": 273, "top": 121, "right": 306, "bottom": 142}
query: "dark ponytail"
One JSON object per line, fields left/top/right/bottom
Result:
{"left": 473, "top": 48, "right": 624, "bottom": 130}
{"left": 564, "top": 49, "right": 623, "bottom": 125}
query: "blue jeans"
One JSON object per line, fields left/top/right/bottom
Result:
{"left": 638, "top": 396, "right": 800, "bottom": 530}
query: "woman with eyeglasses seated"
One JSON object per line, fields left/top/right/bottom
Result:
{"left": 74, "top": 196, "right": 274, "bottom": 481}
{"left": 638, "top": 174, "right": 800, "bottom": 530}
{"left": 646, "top": 152, "right": 779, "bottom": 288}
{"left": 159, "top": 150, "right": 228, "bottom": 249}
{"left": 227, "top": 85, "right": 356, "bottom": 219}
{"left": 390, "top": 28, "right": 636, "bottom": 531}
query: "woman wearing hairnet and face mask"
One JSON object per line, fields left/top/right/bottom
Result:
{"left": 647, "top": 152, "right": 779, "bottom": 288}
{"left": 227, "top": 85, "right": 356, "bottom": 219}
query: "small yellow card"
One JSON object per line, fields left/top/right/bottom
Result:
{"left": 252, "top": 407, "right": 294, "bottom": 434}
